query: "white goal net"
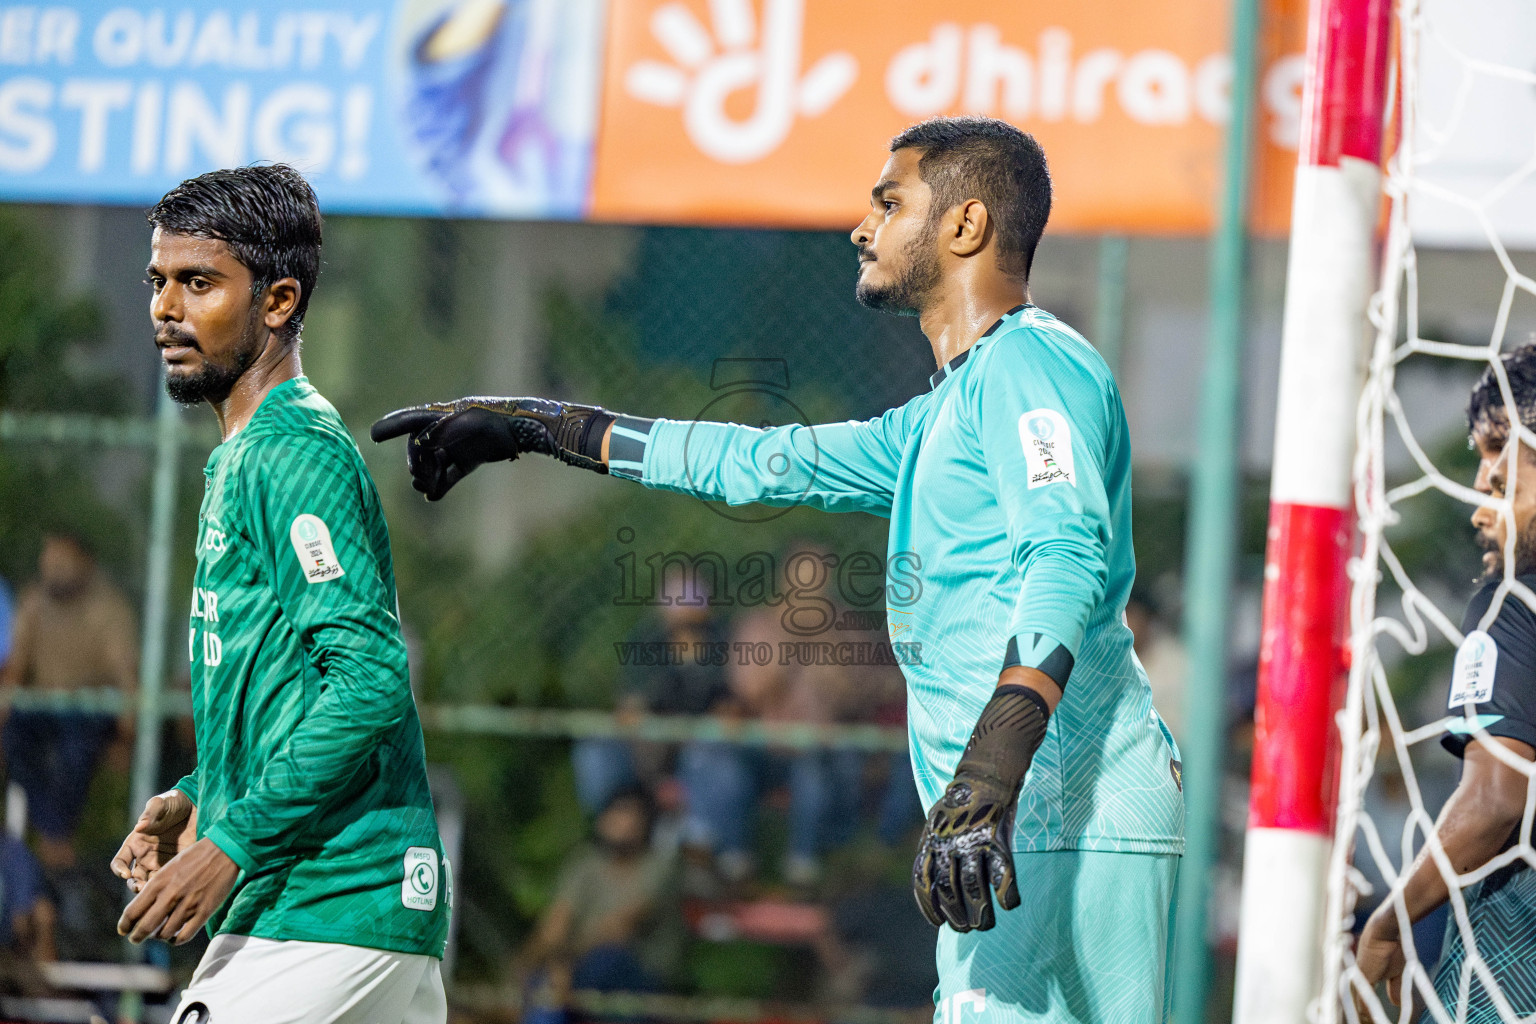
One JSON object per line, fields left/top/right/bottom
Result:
{"left": 1328, "top": 0, "right": 1536, "bottom": 1021}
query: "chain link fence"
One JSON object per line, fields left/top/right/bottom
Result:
{"left": 0, "top": 206, "right": 974, "bottom": 1021}
{"left": 0, "top": 198, "right": 1336, "bottom": 1023}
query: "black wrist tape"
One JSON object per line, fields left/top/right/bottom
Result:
{"left": 954, "top": 684, "right": 1051, "bottom": 791}
{"left": 545, "top": 405, "right": 615, "bottom": 473}
{"left": 578, "top": 409, "right": 615, "bottom": 467}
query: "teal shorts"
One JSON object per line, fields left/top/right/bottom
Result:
{"left": 934, "top": 850, "right": 1180, "bottom": 1024}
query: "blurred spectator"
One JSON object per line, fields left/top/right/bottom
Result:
{"left": 680, "top": 546, "right": 894, "bottom": 888}
{"left": 572, "top": 590, "right": 732, "bottom": 817}
{"left": 0, "top": 573, "right": 13, "bottom": 673}
{"left": 0, "top": 833, "right": 56, "bottom": 996}
{"left": 814, "top": 879, "right": 939, "bottom": 1009}
{"left": 875, "top": 749, "right": 925, "bottom": 848}
{"left": 517, "top": 789, "right": 683, "bottom": 1020}
{"left": 1125, "top": 589, "right": 1189, "bottom": 747}
{"left": 0, "top": 533, "right": 137, "bottom": 868}
{"left": 866, "top": 663, "right": 922, "bottom": 848}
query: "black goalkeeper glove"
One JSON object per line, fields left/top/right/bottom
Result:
{"left": 913, "top": 683, "right": 1050, "bottom": 932}
{"left": 370, "top": 397, "right": 615, "bottom": 501}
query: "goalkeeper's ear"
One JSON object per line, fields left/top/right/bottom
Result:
{"left": 371, "top": 407, "right": 447, "bottom": 443}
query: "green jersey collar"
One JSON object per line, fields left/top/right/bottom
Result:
{"left": 203, "top": 376, "right": 313, "bottom": 473}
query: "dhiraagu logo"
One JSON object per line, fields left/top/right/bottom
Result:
{"left": 623, "top": 0, "right": 858, "bottom": 163}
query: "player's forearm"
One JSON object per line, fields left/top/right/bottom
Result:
{"left": 639, "top": 419, "right": 818, "bottom": 505}
{"left": 1383, "top": 787, "right": 1523, "bottom": 932}
{"left": 1004, "top": 547, "right": 1105, "bottom": 687}
{"left": 639, "top": 418, "right": 893, "bottom": 514}
{"left": 209, "top": 664, "right": 413, "bottom": 869}
{"left": 998, "top": 665, "right": 1064, "bottom": 713}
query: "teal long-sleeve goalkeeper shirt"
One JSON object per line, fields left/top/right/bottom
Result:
{"left": 609, "top": 305, "right": 1184, "bottom": 854}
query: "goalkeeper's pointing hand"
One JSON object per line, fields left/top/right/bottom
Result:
{"left": 370, "top": 397, "right": 614, "bottom": 500}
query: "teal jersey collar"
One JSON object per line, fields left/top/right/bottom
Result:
{"left": 928, "top": 304, "right": 1031, "bottom": 390}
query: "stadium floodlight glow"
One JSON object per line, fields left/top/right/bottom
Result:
{"left": 1233, "top": 0, "right": 1393, "bottom": 1022}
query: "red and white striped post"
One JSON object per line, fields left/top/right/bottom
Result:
{"left": 1232, "top": 1, "right": 1392, "bottom": 1021}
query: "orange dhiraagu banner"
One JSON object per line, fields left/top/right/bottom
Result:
{"left": 589, "top": 0, "right": 1309, "bottom": 234}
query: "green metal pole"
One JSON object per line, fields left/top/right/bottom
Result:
{"left": 1172, "top": 0, "right": 1263, "bottom": 1019}
{"left": 121, "top": 388, "right": 181, "bottom": 1023}
{"left": 1094, "top": 235, "right": 1130, "bottom": 376}
{"left": 130, "top": 390, "right": 181, "bottom": 823}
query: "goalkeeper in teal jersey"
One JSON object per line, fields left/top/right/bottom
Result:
{"left": 111, "top": 166, "right": 448, "bottom": 1024}
{"left": 377, "top": 116, "right": 1184, "bottom": 1022}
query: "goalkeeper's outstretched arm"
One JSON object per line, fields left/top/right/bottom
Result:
{"left": 371, "top": 395, "right": 913, "bottom": 515}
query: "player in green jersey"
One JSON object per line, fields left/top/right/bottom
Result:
{"left": 110, "top": 166, "right": 449, "bottom": 1023}
{"left": 376, "top": 117, "right": 1183, "bottom": 1022}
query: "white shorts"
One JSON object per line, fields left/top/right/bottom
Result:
{"left": 169, "top": 934, "right": 446, "bottom": 1024}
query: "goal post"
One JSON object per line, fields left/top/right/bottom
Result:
{"left": 1233, "top": 0, "right": 1393, "bottom": 1022}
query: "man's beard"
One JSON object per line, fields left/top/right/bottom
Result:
{"left": 161, "top": 313, "right": 262, "bottom": 406}
{"left": 1477, "top": 516, "right": 1536, "bottom": 582}
{"left": 856, "top": 223, "right": 942, "bottom": 317}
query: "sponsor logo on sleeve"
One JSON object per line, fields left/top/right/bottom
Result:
{"left": 402, "top": 847, "right": 439, "bottom": 912}
{"left": 289, "top": 514, "right": 345, "bottom": 584}
{"left": 1019, "top": 409, "right": 1076, "bottom": 489}
{"left": 1449, "top": 629, "right": 1497, "bottom": 708}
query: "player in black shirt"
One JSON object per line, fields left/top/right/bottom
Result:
{"left": 1356, "top": 344, "right": 1536, "bottom": 1022}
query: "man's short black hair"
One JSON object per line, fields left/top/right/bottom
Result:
{"left": 1469, "top": 342, "right": 1536, "bottom": 441}
{"left": 889, "top": 116, "right": 1052, "bottom": 282}
{"left": 147, "top": 164, "right": 323, "bottom": 341}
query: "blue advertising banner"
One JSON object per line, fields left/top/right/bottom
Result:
{"left": 0, "top": 1, "right": 607, "bottom": 216}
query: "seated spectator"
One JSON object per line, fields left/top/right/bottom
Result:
{"left": 680, "top": 545, "right": 893, "bottom": 889}
{"left": 572, "top": 585, "right": 731, "bottom": 817}
{"left": 0, "top": 533, "right": 137, "bottom": 869}
{"left": 517, "top": 789, "right": 683, "bottom": 1020}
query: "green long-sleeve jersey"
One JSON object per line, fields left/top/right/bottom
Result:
{"left": 177, "top": 377, "right": 448, "bottom": 957}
